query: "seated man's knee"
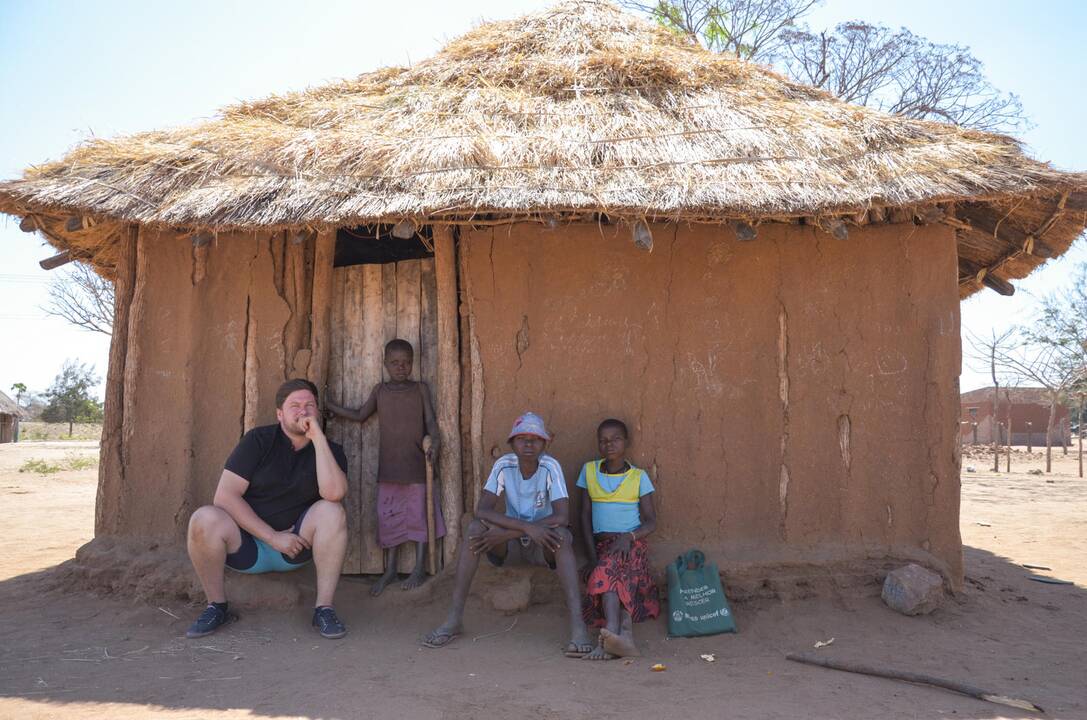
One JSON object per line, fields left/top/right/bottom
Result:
{"left": 554, "top": 526, "right": 574, "bottom": 543}
{"left": 188, "top": 505, "right": 230, "bottom": 543}
{"left": 466, "top": 518, "right": 487, "bottom": 536}
{"left": 310, "top": 499, "right": 346, "bottom": 528}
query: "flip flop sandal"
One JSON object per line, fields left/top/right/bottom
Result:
{"left": 422, "top": 630, "right": 460, "bottom": 648}
{"left": 564, "top": 642, "right": 594, "bottom": 658}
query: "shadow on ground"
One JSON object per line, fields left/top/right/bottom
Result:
{"left": 0, "top": 545, "right": 1083, "bottom": 720}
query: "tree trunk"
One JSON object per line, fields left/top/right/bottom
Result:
{"left": 1079, "top": 395, "right": 1084, "bottom": 479}
{"left": 68, "top": 419, "right": 74, "bottom": 437}
{"left": 991, "top": 384, "right": 1000, "bottom": 472}
{"left": 1046, "top": 397, "right": 1057, "bottom": 473}
{"left": 1005, "top": 390, "right": 1012, "bottom": 472}
{"left": 1062, "top": 417, "right": 1069, "bottom": 456}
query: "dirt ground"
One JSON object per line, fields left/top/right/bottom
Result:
{"left": 1, "top": 441, "right": 1085, "bottom": 720}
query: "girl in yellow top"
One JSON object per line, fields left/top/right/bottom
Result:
{"left": 577, "top": 418, "right": 660, "bottom": 660}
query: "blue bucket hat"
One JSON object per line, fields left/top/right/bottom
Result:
{"left": 508, "top": 411, "right": 551, "bottom": 442}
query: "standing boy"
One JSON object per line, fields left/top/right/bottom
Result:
{"left": 422, "top": 412, "right": 593, "bottom": 657}
{"left": 326, "top": 338, "right": 444, "bottom": 595}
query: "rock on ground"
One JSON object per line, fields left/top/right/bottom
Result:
{"left": 882, "top": 563, "right": 944, "bottom": 615}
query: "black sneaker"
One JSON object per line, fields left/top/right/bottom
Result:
{"left": 312, "top": 606, "right": 347, "bottom": 639}
{"left": 186, "top": 604, "right": 236, "bottom": 639}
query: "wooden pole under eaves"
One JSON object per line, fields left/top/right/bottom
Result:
{"left": 433, "top": 225, "right": 463, "bottom": 567}
{"left": 309, "top": 230, "right": 336, "bottom": 398}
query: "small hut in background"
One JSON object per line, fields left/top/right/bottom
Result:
{"left": 961, "top": 387, "right": 1071, "bottom": 446}
{"left": 1, "top": 2, "right": 1085, "bottom": 593}
{"left": 0, "top": 391, "right": 26, "bottom": 443}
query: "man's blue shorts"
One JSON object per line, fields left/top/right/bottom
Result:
{"left": 225, "top": 505, "right": 313, "bottom": 574}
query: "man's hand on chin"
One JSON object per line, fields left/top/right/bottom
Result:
{"left": 298, "top": 415, "right": 324, "bottom": 441}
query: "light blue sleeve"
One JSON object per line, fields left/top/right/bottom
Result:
{"left": 544, "top": 457, "right": 569, "bottom": 501}
{"left": 575, "top": 463, "right": 588, "bottom": 489}
{"left": 483, "top": 460, "right": 504, "bottom": 496}
{"left": 638, "top": 470, "right": 655, "bottom": 496}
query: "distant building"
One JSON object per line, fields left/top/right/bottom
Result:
{"left": 960, "top": 387, "right": 1071, "bottom": 445}
{"left": 0, "top": 391, "right": 26, "bottom": 443}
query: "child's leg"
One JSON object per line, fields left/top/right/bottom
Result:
{"left": 584, "top": 591, "right": 622, "bottom": 660}
{"left": 401, "top": 540, "right": 428, "bottom": 590}
{"left": 370, "top": 544, "right": 400, "bottom": 597}
{"left": 422, "top": 520, "right": 487, "bottom": 647}
{"left": 600, "top": 608, "right": 639, "bottom": 658}
{"left": 551, "top": 528, "right": 593, "bottom": 656}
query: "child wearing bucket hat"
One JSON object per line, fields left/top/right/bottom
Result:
{"left": 422, "top": 412, "right": 593, "bottom": 657}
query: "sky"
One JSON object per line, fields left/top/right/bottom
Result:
{"left": 1, "top": 0, "right": 1084, "bottom": 401}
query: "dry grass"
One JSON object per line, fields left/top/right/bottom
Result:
{"left": 0, "top": 1, "right": 1084, "bottom": 291}
{"left": 19, "top": 422, "right": 103, "bottom": 442}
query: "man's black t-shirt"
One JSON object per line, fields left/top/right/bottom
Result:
{"left": 224, "top": 424, "right": 349, "bottom": 531}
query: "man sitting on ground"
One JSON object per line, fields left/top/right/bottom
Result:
{"left": 185, "top": 378, "right": 350, "bottom": 639}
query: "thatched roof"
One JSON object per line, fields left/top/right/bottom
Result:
{"left": 1, "top": 1, "right": 1084, "bottom": 297}
{"left": 0, "top": 391, "right": 26, "bottom": 419}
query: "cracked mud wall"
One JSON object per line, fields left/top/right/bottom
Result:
{"left": 99, "top": 229, "right": 299, "bottom": 542}
{"left": 462, "top": 222, "right": 962, "bottom": 585}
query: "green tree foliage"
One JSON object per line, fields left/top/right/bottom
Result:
{"left": 42, "top": 360, "right": 103, "bottom": 436}
{"left": 10, "top": 382, "right": 27, "bottom": 407}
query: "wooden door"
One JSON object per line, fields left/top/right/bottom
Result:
{"left": 327, "top": 258, "right": 441, "bottom": 574}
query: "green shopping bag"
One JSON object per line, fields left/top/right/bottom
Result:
{"left": 667, "top": 549, "right": 737, "bottom": 637}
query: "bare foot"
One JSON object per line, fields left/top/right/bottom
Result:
{"left": 370, "top": 568, "right": 397, "bottom": 597}
{"left": 401, "top": 567, "right": 427, "bottom": 590}
{"left": 582, "top": 643, "right": 616, "bottom": 660}
{"left": 600, "top": 628, "right": 640, "bottom": 658}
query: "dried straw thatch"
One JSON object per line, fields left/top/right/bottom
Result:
{"left": 0, "top": 391, "right": 27, "bottom": 419}
{"left": 1, "top": 1, "right": 1084, "bottom": 296}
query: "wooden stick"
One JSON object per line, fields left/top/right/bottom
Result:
{"left": 423, "top": 435, "right": 437, "bottom": 576}
{"left": 785, "top": 653, "right": 1043, "bottom": 713}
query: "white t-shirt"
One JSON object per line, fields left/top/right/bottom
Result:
{"left": 483, "top": 453, "right": 568, "bottom": 523}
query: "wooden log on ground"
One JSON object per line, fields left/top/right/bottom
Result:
{"left": 785, "top": 652, "right": 1043, "bottom": 713}
{"left": 309, "top": 229, "right": 336, "bottom": 395}
{"left": 433, "top": 226, "right": 463, "bottom": 566}
{"left": 96, "top": 226, "right": 137, "bottom": 535}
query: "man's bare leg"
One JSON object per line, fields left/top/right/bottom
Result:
{"left": 423, "top": 520, "right": 488, "bottom": 646}
{"left": 552, "top": 528, "right": 593, "bottom": 656}
{"left": 187, "top": 505, "right": 242, "bottom": 603}
{"left": 298, "top": 500, "right": 347, "bottom": 608}
{"left": 371, "top": 544, "right": 400, "bottom": 597}
{"left": 401, "top": 540, "right": 428, "bottom": 590}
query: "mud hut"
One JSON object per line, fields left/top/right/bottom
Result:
{"left": 961, "top": 387, "right": 1071, "bottom": 446}
{"left": 0, "top": 391, "right": 25, "bottom": 444}
{"left": 1, "top": 1, "right": 1085, "bottom": 593}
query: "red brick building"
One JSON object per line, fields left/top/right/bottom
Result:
{"left": 960, "top": 387, "right": 1071, "bottom": 445}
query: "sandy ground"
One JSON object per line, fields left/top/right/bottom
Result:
{"left": 0, "top": 441, "right": 1085, "bottom": 720}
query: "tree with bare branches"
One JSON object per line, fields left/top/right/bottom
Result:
{"left": 626, "top": 0, "right": 1027, "bottom": 133}
{"left": 42, "top": 262, "right": 114, "bottom": 335}
{"left": 967, "top": 329, "right": 1016, "bottom": 472}
{"left": 1023, "top": 261, "right": 1087, "bottom": 475}
{"left": 623, "top": 0, "right": 819, "bottom": 58}
{"left": 990, "top": 341, "right": 1083, "bottom": 473}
